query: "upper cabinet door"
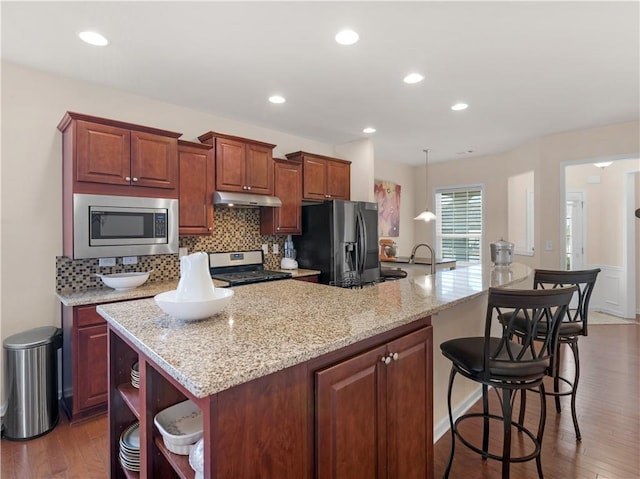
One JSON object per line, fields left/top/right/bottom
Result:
{"left": 76, "top": 120, "right": 131, "bottom": 185}
{"left": 326, "top": 160, "right": 350, "bottom": 200}
{"left": 261, "top": 158, "right": 302, "bottom": 235}
{"left": 131, "top": 131, "right": 178, "bottom": 189}
{"left": 179, "top": 142, "right": 214, "bottom": 235}
{"left": 215, "top": 137, "right": 246, "bottom": 192}
{"left": 302, "top": 156, "right": 328, "bottom": 200}
{"left": 245, "top": 143, "right": 274, "bottom": 195}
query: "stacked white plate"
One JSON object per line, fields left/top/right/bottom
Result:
{"left": 119, "top": 422, "right": 140, "bottom": 472}
{"left": 131, "top": 361, "right": 140, "bottom": 389}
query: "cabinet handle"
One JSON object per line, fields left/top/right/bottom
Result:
{"left": 132, "top": 177, "right": 138, "bottom": 182}
{"left": 125, "top": 176, "right": 131, "bottom": 181}
{"left": 242, "top": 186, "right": 248, "bottom": 190}
{"left": 382, "top": 355, "right": 392, "bottom": 365}
{"left": 392, "top": 352, "right": 399, "bottom": 361}
{"left": 208, "top": 227, "right": 213, "bottom": 231}
{"left": 247, "top": 186, "right": 251, "bottom": 190}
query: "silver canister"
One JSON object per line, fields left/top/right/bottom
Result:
{"left": 490, "top": 238, "right": 514, "bottom": 266}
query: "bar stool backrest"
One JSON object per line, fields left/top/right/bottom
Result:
{"left": 533, "top": 269, "right": 600, "bottom": 337}
{"left": 487, "top": 286, "right": 577, "bottom": 381}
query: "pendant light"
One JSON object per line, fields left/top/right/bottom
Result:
{"left": 414, "top": 149, "right": 436, "bottom": 221}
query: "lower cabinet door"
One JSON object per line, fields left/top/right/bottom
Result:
{"left": 386, "top": 327, "right": 433, "bottom": 479}
{"left": 315, "top": 326, "right": 433, "bottom": 479}
{"left": 316, "top": 344, "right": 387, "bottom": 479}
{"left": 76, "top": 323, "right": 108, "bottom": 411}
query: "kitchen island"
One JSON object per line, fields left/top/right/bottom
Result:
{"left": 99, "top": 263, "right": 529, "bottom": 479}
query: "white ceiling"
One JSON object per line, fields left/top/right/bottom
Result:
{"left": 2, "top": 1, "right": 639, "bottom": 165}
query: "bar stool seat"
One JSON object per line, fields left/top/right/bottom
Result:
{"left": 441, "top": 286, "right": 576, "bottom": 479}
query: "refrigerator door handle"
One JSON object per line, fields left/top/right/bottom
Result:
{"left": 356, "top": 210, "right": 367, "bottom": 274}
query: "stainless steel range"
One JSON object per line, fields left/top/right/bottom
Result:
{"left": 209, "top": 250, "right": 292, "bottom": 286}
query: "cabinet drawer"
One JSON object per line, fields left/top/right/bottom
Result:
{"left": 76, "top": 305, "right": 105, "bottom": 327}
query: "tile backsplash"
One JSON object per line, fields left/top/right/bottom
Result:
{"left": 57, "top": 208, "right": 286, "bottom": 292}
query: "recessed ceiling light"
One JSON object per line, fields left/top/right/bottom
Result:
{"left": 268, "top": 95, "right": 286, "bottom": 104}
{"left": 335, "top": 29, "right": 359, "bottom": 46}
{"left": 363, "top": 127, "right": 376, "bottom": 134}
{"left": 78, "top": 31, "right": 109, "bottom": 46}
{"left": 403, "top": 73, "right": 424, "bottom": 84}
{"left": 451, "top": 103, "right": 469, "bottom": 111}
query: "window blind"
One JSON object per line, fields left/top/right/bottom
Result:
{"left": 435, "top": 187, "right": 483, "bottom": 263}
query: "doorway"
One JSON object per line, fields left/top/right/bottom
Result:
{"left": 562, "top": 158, "right": 638, "bottom": 319}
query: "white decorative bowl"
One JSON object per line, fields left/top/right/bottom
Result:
{"left": 96, "top": 271, "right": 152, "bottom": 291}
{"left": 154, "top": 288, "right": 234, "bottom": 321}
{"left": 154, "top": 400, "right": 203, "bottom": 455}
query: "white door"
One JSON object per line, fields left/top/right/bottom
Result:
{"left": 565, "top": 191, "right": 584, "bottom": 271}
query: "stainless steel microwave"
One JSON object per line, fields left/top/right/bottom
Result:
{"left": 73, "top": 194, "right": 178, "bottom": 259}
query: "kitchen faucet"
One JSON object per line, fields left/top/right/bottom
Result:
{"left": 409, "top": 243, "right": 436, "bottom": 275}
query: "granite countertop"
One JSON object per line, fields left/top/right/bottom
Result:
{"left": 57, "top": 269, "right": 320, "bottom": 306}
{"left": 97, "top": 263, "right": 530, "bottom": 399}
{"left": 382, "top": 256, "right": 457, "bottom": 266}
{"left": 275, "top": 268, "right": 320, "bottom": 278}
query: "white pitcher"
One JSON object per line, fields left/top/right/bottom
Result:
{"left": 176, "top": 252, "right": 216, "bottom": 301}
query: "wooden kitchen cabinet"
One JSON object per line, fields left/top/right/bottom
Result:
{"left": 62, "top": 304, "right": 109, "bottom": 422}
{"left": 58, "top": 111, "right": 181, "bottom": 198}
{"left": 315, "top": 326, "right": 433, "bottom": 479}
{"left": 260, "top": 157, "right": 302, "bottom": 235}
{"left": 285, "top": 151, "right": 351, "bottom": 201}
{"left": 198, "top": 131, "right": 276, "bottom": 195}
{"left": 178, "top": 140, "right": 215, "bottom": 235}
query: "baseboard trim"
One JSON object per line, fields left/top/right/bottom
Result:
{"left": 433, "top": 386, "right": 483, "bottom": 443}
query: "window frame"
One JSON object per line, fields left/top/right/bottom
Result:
{"left": 434, "top": 184, "right": 484, "bottom": 265}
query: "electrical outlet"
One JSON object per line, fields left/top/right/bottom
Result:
{"left": 122, "top": 256, "right": 138, "bottom": 265}
{"left": 179, "top": 247, "right": 188, "bottom": 258}
{"left": 98, "top": 257, "right": 116, "bottom": 267}
{"left": 272, "top": 243, "right": 279, "bottom": 254}
{"left": 545, "top": 240, "right": 553, "bottom": 251}
{"left": 262, "top": 244, "right": 268, "bottom": 255}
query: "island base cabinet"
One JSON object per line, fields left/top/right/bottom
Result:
{"left": 316, "top": 326, "right": 433, "bottom": 479}
{"left": 107, "top": 320, "right": 432, "bottom": 479}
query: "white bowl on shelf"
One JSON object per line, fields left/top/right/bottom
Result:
{"left": 154, "top": 400, "right": 203, "bottom": 455}
{"left": 154, "top": 288, "right": 234, "bottom": 321}
{"left": 96, "top": 271, "right": 152, "bottom": 291}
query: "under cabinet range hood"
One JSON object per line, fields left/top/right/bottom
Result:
{"left": 213, "top": 191, "right": 282, "bottom": 208}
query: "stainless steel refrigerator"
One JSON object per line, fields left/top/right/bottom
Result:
{"left": 293, "top": 200, "right": 380, "bottom": 287}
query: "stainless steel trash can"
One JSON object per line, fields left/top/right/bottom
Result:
{"left": 3, "top": 326, "right": 63, "bottom": 440}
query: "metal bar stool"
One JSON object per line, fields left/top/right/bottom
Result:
{"left": 440, "top": 286, "right": 576, "bottom": 479}
{"left": 515, "top": 268, "right": 600, "bottom": 441}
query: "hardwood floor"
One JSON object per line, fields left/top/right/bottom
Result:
{"left": 1, "top": 324, "right": 638, "bottom": 478}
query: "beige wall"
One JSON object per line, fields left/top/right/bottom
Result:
{"left": 335, "top": 138, "right": 375, "bottom": 203}
{"left": 416, "top": 124, "right": 640, "bottom": 274}
{"left": 637, "top": 172, "right": 640, "bottom": 315}
{"left": 2, "top": 61, "right": 639, "bottom": 409}
{"left": 373, "top": 159, "right": 416, "bottom": 258}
